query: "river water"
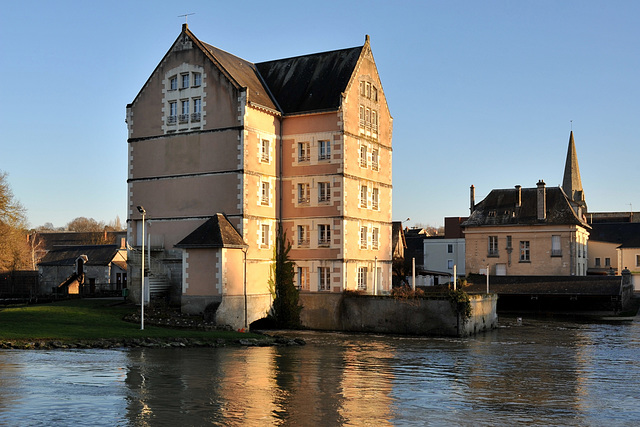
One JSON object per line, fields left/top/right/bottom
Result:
{"left": 0, "top": 316, "right": 639, "bottom": 426}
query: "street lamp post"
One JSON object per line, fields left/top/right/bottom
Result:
{"left": 137, "top": 206, "right": 146, "bottom": 330}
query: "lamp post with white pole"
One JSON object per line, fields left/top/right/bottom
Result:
{"left": 137, "top": 206, "right": 146, "bottom": 330}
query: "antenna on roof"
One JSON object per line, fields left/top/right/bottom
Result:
{"left": 178, "top": 13, "right": 195, "bottom": 24}
{"left": 570, "top": 120, "right": 573, "bottom": 131}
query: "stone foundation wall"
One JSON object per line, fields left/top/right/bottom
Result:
{"left": 299, "top": 293, "right": 497, "bottom": 337}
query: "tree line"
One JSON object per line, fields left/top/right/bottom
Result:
{"left": 0, "top": 171, "right": 125, "bottom": 272}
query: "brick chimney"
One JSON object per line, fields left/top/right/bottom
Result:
{"left": 515, "top": 185, "right": 522, "bottom": 208}
{"left": 537, "top": 180, "right": 546, "bottom": 220}
{"left": 470, "top": 185, "right": 475, "bottom": 214}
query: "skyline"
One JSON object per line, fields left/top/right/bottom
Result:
{"left": 1, "top": 0, "right": 638, "bottom": 230}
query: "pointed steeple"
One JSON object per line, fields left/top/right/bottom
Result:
{"left": 562, "top": 131, "right": 587, "bottom": 213}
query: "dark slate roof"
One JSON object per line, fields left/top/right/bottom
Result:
{"left": 175, "top": 214, "right": 247, "bottom": 249}
{"left": 256, "top": 46, "right": 363, "bottom": 115}
{"left": 37, "top": 231, "right": 126, "bottom": 252}
{"left": 201, "top": 42, "right": 278, "bottom": 112}
{"left": 38, "top": 245, "right": 122, "bottom": 267}
{"left": 465, "top": 275, "right": 622, "bottom": 296}
{"left": 590, "top": 223, "right": 640, "bottom": 247}
{"left": 462, "top": 186, "right": 588, "bottom": 228}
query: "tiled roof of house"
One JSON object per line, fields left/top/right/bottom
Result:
{"left": 590, "top": 222, "right": 640, "bottom": 247}
{"left": 196, "top": 27, "right": 364, "bottom": 115}
{"left": 462, "top": 186, "right": 587, "bottom": 228}
{"left": 256, "top": 46, "right": 363, "bottom": 114}
{"left": 175, "top": 214, "right": 247, "bottom": 249}
{"left": 201, "top": 42, "right": 279, "bottom": 112}
{"left": 38, "top": 245, "right": 122, "bottom": 267}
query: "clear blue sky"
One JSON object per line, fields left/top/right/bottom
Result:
{"left": 1, "top": 0, "right": 638, "bottom": 229}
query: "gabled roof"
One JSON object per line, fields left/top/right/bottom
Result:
{"left": 201, "top": 42, "right": 278, "bottom": 112}
{"left": 38, "top": 245, "right": 122, "bottom": 267}
{"left": 256, "top": 46, "right": 363, "bottom": 115}
{"left": 463, "top": 186, "right": 588, "bottom": 228}
{"left": 131, "top": 24, "right": 366, "bottom": 117}
{"left": 175, "top": 214, "right": 247, "bottom": 249}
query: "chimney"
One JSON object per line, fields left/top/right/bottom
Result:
{"left": 470, "top": 185, "right": 475, "bottom": 214}
{"left": 536, "top": 180, "right": 546, "bottom": 220}
{"left": 515, "top": 185, "right": 522, "bottom": 208}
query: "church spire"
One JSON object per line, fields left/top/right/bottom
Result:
{"left": 562, "top": 131, "right": 587, "bottom": 213}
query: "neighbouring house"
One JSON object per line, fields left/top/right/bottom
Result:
{"left": 462, "top": 132, "right": 591, "bottom": 276}
{"left": 588, "top": 222, "right": 640, "bottom": 290}
{"left": 126, "top": 24, "right": 393, "bottom": 328}
{"left": 38, "top": 245, "right": 127, "bottom": 295}
{"left": 423, "top": 217, "right": 467, "bottom": 285}
{"left": 27, "top": 231, "right": 127, "bottom": 268}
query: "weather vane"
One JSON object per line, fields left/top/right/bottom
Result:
{"left": 178, "top": 13, "right": 195, "bottom": 24}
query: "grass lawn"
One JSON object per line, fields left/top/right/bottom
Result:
{"left": 0, "top": 299, "right": 258, "bottom": 343}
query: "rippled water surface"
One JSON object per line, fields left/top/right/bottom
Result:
{"left": 1, "top": 316, "right": 639, "bottom": 426}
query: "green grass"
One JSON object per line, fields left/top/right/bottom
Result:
{"left": 0, "top": 299, "right": 258, "bottom": 342}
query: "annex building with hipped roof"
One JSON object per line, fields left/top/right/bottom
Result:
{"left": 462, "top": 132, "right": 591, "bottom": 276}
{"left": 126, "top": 25, "right": 393, "bottom": 328}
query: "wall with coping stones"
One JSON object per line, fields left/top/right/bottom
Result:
{"left": 299, "top": 293, "right": 497, "bottom": 337}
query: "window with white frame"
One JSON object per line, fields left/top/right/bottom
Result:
{"left": 261, "top": 139, "right": 270, "bottom": 163}
{"left": 372, "top": 227, "right": 379, "bottom": 249}
{"left": 372, "top": 149, "right": 379, "bottom": 170}
{"left": 192, "top": 98, "right": 201, "bottom": 122}
{"left": 318, "top": 140, "right": 331, "bottom": 161}
{"left": 261, "top": 181, "right": 270, "bottom": 205}
{"left": 360, "top": 226, "right": 368, "bottom": 248}
{"left": 297, "top": 225, "right": 310, "bottom": 247}
{"left": 360, "top": 185, "right": 368, "bottom": 208}
{"left": 359, "top": 145, "right": 367, "bottom": 167}
{"left": 170, "top": 76, "right": 177, "bottom": 91}
{"left": 261, "top": 224, "right": 270, "bottom": 247}
{"left": 519, "top": 241, "right": 530, "bottom": 262}
{"left": 298, "top": 183, "right": 310, "bottom": 204}
{"left": 488, "top": 236, "right": 498, "bottom": 256}
{"left": 372, "top": 86, "right": 378, "bottom": 102}
{"left": 168, "top": 102, "right": 177, "bottom": 125}
{"left": 193, "top": 72, "right": 201, "bottom": 87}
{"left": 318, "top": 182, "right": 330, "bottom": 203}
{"left": 358, "top": 267, "right": 368, "bottom": 290}
{"left": 298, "top": 267, "right": 309, "bottom": 290}
{"left": 318, "top": 224, "right": 331, "bottom": 246}
{"left": 318, "top": 267, "right": 330, "bottom": 291}
{"left": 298, "top": 142, "right": 310, "bottom": 162}
{"left": 448, "top": 244, "right": 453, "bottom": 253}
{"left": 448, "top": 259, "right": 454, "bottom": 269}
{"left": 372, "top": 187, "right": 379, "bottom": 210}
{"left": 180, "top": 100, "right": 189, "bottom": 123}
{"left": 359, "top": 105, "right": 365, "bottom": 128}
{"left": 551, "top": 235, "right": 562, "bottom": 256}
{"left": 181, "top": 73, "right": 189, "bottom": 89}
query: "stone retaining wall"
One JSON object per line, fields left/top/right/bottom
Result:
{"left": 299, "top": 293, "right": 497, "bottom": 337}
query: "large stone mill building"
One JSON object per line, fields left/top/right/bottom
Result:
{"left": 126, "top": 25, "right": 393, "bottom": 328}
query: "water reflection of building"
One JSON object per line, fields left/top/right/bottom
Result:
{"left": 123, "top": 343, "right": 395, "bottom": 425}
